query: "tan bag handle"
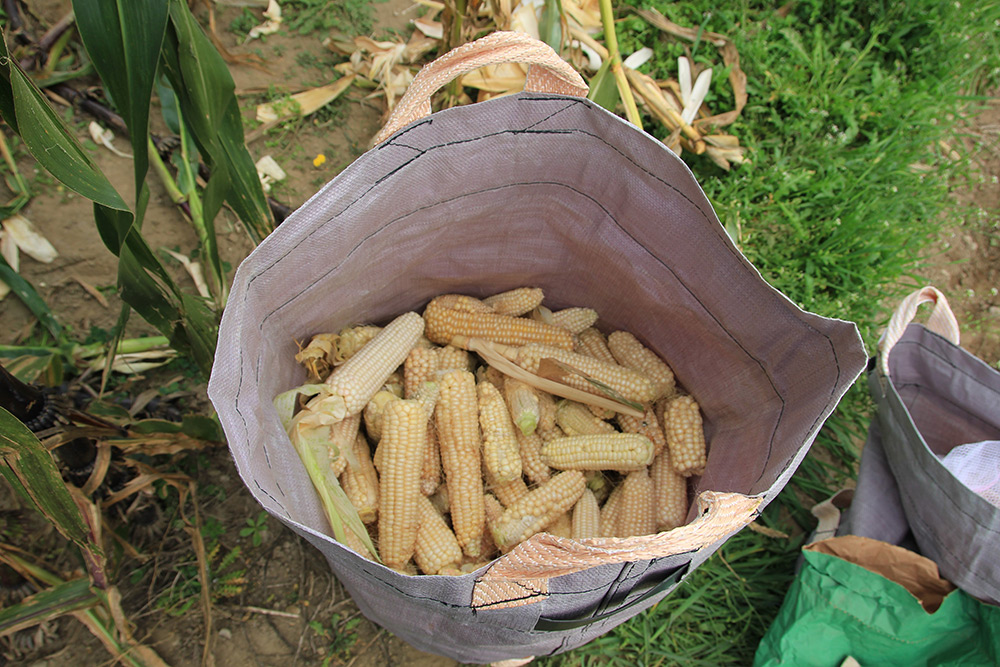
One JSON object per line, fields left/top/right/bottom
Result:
{"left": 472, "top": 490, "right": 761, "bottom": 610}
{"left": 879, "top": 286, "right": 961, "bottom": 376}
{"left": 373, "top": 31, "right": 589, "bottom": 144}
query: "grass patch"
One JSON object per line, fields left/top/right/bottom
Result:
{"left": 545, "top": 1, "right": 1000, "bottom": 663}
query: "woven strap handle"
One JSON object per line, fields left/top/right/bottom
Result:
{"left": 373, "top": 31, "right": 589, "bottom": 144}
{"left": 472, "top": 491, "right": 761, "bottom": 610}
{"left": 879, "top": 285, "right": 961, "bottom": 376}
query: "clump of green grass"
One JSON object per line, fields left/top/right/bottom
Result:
{"left": 547, "top": 1, "right": 1000, "bottom": 663}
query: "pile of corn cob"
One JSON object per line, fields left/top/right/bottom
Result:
{"left": 283, "top": 288, "right": 707, "bottom": 575}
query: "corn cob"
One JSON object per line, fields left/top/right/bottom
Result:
{"left": 424, "top": 295, "right": 574, "bottom": 350}
{"left": 664, "top": 395, "right": 707, "bottom": 476}
{"left": 342, "top": 522, "right": 376, "bottom": 561}
{"left": 551, "top": 307, "right": 599, "bottom": 334}
{"left": 482, "top": 287, "right": 544, "bottom": 316}
{"left": 600, "top": 483, "right": 624, "bottom": 537}
{"left": 478, "top": 381, "right": 523, "bottom": 484}
{"left": 412, "top": 380, "right": 442, "bottom": 496}
{"left": 429, "top": 483, "right": 450, "bottom": 516}
{"left": 328, "top": 412, "right": 361, "bottom": 476}
{"left": 477, "top": 363, "right": 507, "bottom": 390}
{"left": 363, "top": 390, "right": 400, "bottom": 442}
{"left": 536, "top": 389, "right": 558, "bottom": 437}
{"left": 490, "top": 471, "right": 586, "bottom": 550}
{"left": 515, "top": 344, "right": 657, "bottom": 404}
{"left": 325, "top": 312, "right": 424, "bottom": 417}
{"left": 571, "top": 488, "right": 601, "bottom": 539}
{"left": 435, "top": 370, "right": 486, "bottom": 558}
{"left": 617, "top": 469, "right": 657, "bottom": 537}
{"left": 651, "top": 449, "right": 688, "bottom": 531}
{"left": 547, "top": 512, "right": 573, "bottom": 538}
{"left": 487, "top": 473, "right": 530, "bottom": 508}
{"left": 515, "top": 429, "right": 551, "bottom": 485}
{"left": 414, "top": 495, "right": 463, "bottom": 575}
{"left": 617, "top": 405, "right": 667, "bottom": 457}
{"left": 607, "top": 331, "right": 676, "bottom": 400}
{"left": 541, "top": 433, "right": 654, "bottom": 472}
{"left": 574, "top": 327, "right": 618, "bottom": 366}
{"left": 555, "top": 400, "right": 617, "bottom": 436}
{"left": 483, "top": 493, "right": 506, "bottom": 552}
{"left": 378, "top": 399, "right": 429, "bottom": 570}
{"left": 503, "top": 378, "right": 541, "bottom": 436}
{"left": 404, "top": 346, "right": 439, "bottom": 398}
{"left": 383, "top": 371, "right": 405, "bottom": 397}
{"left": 334, "top": 324, "right": 383, "bottom": 364}
{"left": 438, "top": 345, "right": 474, "bottom": 373}
{"left": 340, "top": 433, "right": 380, "bottom": 523}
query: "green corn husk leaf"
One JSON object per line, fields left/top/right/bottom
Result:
{"left": 0, "top": 407, "right": 92, "bottom": 550}
{"left": 72, "top": 0, "right": 168, "bottom": 206}
{"left": 275, "top": 386, "right": 380, "bottom": 562}
{"left": 0, "top": 577, "right": 99, "bottom": 636}
{"left": 587, "top": 57, "right": 620, "bottom": 112}
{"left": 0, "top": 29, "right": 128, "bottom": 212}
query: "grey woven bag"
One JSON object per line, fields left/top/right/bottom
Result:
{"left": 208, "top": 32, "right": 867, "bottom": 663}
{"left": 841, "top": 286, "right": 1000, "bottom": 604}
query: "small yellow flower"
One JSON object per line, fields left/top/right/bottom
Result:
{"left": 312, "top": 153, "right": 326, "bottom": 168}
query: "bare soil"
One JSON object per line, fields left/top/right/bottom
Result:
{"left": 1, "top": 2, "right": 997, "bottom": 666}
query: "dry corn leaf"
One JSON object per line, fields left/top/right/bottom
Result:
{"left": 255, "top": 74, "right": 355, "bottom": 123}
{"left": 163, "top": 249, "right": 211, "bottom": 299}
{"left": 562, "top": 0, "right": 601, "bottom": 32}
{"left": 72, "top": 275, "right": 109, "bottom": 308}
{"left": 2, "top": 214, "right": 57, "bottom": 263}
{"left": 460, "top": 62, "right": 528, "bottom": 94}
{"left": 247, "top": 0, "right": 282, "bottom": 40}
{"left": 88, "top": 121, "right": 132, "bottom": 158}
{"left": 634, "top": 7, "right": 747, "bottom": 128}
{"left": 0, "top": 229, "right": 15, "bottom": 300}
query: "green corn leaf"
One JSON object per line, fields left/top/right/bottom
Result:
{"left": 588, "top": 57, "right": 620, "bottom": 112}
{"left": 538, "top": 0, "right": 564, "bottom": 53}
{"left": 3, "top": 353, "right": 61, "bottom": 385}
{"left": 0, "top": 407, "right": 91, "bottom": 549}
{"left": 0, "top": 254, "right": 64, "bottom": 341}
{"left": 0, "top": 577, "right": 98, "bottom": 636}
{"left": 161, "top": 0, "right": 273, "bottom": 243}
{"left": 0, "top": 29, "right": 128, "bottom": 212}
{"left": 72, "top": 0, "right": 169, "bottom": 202}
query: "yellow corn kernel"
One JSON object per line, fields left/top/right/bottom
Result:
{"left": 571, "top": 488, "right": 601, "bottom": 539}
{"left": 541, "top": 433, "right": 654, "bottom": 472}
{"left": 551, "top": 307, "right": 599, "bottom": 335}
{"left": 436, "top": 370, "right": 486, "bottom": 558}
{"left": 573, "top": 327, "right": 618, "bottom": 366}
{"left": 478, "top": 381, "right": 523, "bottom": 484}
{"left": 555, "top": 400, "right": 617, "bottom": 436}
{"left": 536, "top": 389, "right": 558, "bottom": 436}
{"left": 617, "top": 405, "right": 667, "bottom": 457}
{"left": 325, "top": 312, "right": 424, "bottom": 417}
{"left": 600, "top": 483, "right": 624, "bottom": 537}
{"left": 607, "top": 331, "right": 676, "bottom": 400}
{"left": 502, "top": 378, "right": 541, "bottom": 436}
{"left": 341, "top": 433, "right": 380, "bottom": 524}
{"left": 328, "top": 412, "right": 361, "bottom": 476}
{"left": 424, "top": 295, "right": 574, "bottom": 350}
{"left": 490, "top": 471, "right": 587, "bottom": 549}
{"left": 414, "top": 495, "right": 463, "bottom": 575}
{"left": 547, "top": 512, "right": 573, "bottom": 538}
{"left": 515, "top": 344, "right": 657, "bottom": 404}
{"left": 482, "top": 287, "right": 544, "bottom": 316}
{"left": 363, "top": 390, "right": 401, "bottom": 442}
{"left": 377, "top": 399, "right": 429, "bottom": 570}
{"left": 334, "top": 324, "right": 383, "bottom": 364}
{"left": 617, "top": 468, "right": 657, "bottom": 537}
{"left": 488, "top": 473, "right": 530, "bottom": 508}
{"left": 515, "top": 429, "right": 551, "bottom": 485}
{"left": 404, "top": 346, "right": 439, "bottom": 399}
{"left": 438, "top": 345, "right": 474, "bottom": 373}
{"left": 651, "top": 449, "right": 688, "bottom": 531}
{"left": 664, "top": 395, "right": 707, "bottom": 476}
{"left": 341, "top": 522, "right": 376, "bottom": 561}
{"left": 421, "top": 421, "right": 442, "bottom": 496}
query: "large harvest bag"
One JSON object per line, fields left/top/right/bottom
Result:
{"left": 840, "top": 286, "right": 1000, "bottom": 604}
{"left": 753, "top": 535, "right": 1000, "bottom": 666}
{"left": 208, "top": 32, "right": 866, "bottom": 663}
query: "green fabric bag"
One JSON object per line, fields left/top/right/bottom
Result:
{"left": 754, "top": 536, "right": 1000, "bottom": 666}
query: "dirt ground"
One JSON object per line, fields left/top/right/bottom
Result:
{"left": 1, "top": 2, "right": 998, "bottom": 666}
